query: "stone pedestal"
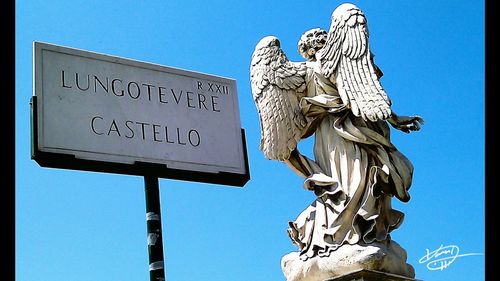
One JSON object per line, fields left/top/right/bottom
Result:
{"left": 281, "top": 241, "right": 415, "bottom": 281}
{"left": 324, "top": 269, "right": 419, "bottom": 281}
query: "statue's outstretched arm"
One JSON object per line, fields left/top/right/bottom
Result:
{"left": 388, "top": 112, "right": 424, "bottom": 133}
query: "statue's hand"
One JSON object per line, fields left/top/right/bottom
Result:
{"left": 389, "top": 114, "right": 424, "bottom": 133}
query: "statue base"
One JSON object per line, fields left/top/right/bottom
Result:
{"left": 325, "top": 269, "right": 419, "bottom": 281}
{"left": 281, "top": 240, "right": 415, "bottom": 281}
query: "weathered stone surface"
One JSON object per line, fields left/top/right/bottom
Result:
{"left": 325, "top": 269, "right": 418, "bottom": 281}
{"left": 281, "top": 241, "right": 415, "bottom": 281}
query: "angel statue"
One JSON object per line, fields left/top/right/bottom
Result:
{"left": 250, "top": 3, "right": 423, "bottom": 280}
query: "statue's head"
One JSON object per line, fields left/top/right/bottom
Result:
{"left": 298, "top": 28, "right": 327, "bottom": 61}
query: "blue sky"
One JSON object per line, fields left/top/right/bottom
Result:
{"left": 16, "top": 1, "right": 485, "bottom": 281}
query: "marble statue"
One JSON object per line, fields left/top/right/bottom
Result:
{"left": 250, "top": 3, "right": 423, "bottom": 280}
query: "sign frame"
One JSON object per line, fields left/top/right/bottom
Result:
{"left": 31, "top": 42, "right": 250, "bottom": 187}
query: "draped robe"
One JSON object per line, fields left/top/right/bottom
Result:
{"left": 285, "top": 62, "right": 414, "bottom": 261}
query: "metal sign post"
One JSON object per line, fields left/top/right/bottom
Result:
{"left": 144, "top": 176, "right": 166, "bottom": 281}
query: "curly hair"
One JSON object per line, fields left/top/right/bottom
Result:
{"left": 298, "top": 28, "right": 328, "bottom": 61}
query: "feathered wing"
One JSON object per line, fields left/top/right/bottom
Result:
{"left": 318, "top": 3, "right": 391, "bottom": 122}
{"left": 250, "top": 36, "right": 307, "bottom": 161}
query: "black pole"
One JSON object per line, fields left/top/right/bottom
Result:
{"left": 144, "top": 175, "right": 166, "bottom": 281}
